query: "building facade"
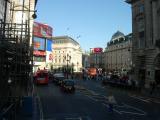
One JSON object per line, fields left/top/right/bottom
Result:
{"left": 126, "top": 0, "right": 160, "bottom": 88}
{"left": 82, "top": 51, "right": 90, "bottom": 69}
{"left": 0, "top": 0, "right": 5, "bottom": 20}
{"left": 33, "top": 22, "right": 53, "bottom": 71}
{"left": 89, "top": 47, "right": 104, "bottom": 68}
{"left": 52, "top": 36, "right": 82, "bottom": 72}
{"left": 10, "top": 0, "right": 37, "bottom": 44}
{"left": 104, "top": 31, "right": 132, "bottom": 73}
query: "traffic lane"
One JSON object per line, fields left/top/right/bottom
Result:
{"left": 35, "top": 83, "right": 123, "bottom": 120}
{"left": 77, "top": 87, "right": 148, "bottom": 120}
{"left": 76, "top": 80, "right": 160, "bottom": 120}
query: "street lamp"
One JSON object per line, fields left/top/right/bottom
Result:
{"left": 77, "top": 62, "right": 79, "bottom": 72}
{"left": 64, "top": 53, "right": 71, "bottom": 79}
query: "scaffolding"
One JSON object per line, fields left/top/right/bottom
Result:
{"left": 0, "top": 0, "right": 34, "bottom": 119}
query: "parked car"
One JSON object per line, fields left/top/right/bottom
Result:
{"left": 61, "top": 79, "right": 75, "bottom": 93}
{"left": 102, "top": 78, "right": 109, "bottom": 85}
{"left": 53, "top": 72, "right": 65, "bottom": 85}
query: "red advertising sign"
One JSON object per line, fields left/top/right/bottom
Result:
{"left": 49, "top": 54, "right": 53, "bottom": 60}
{"left": 93, "top": 48, "right": 103, "bottom": 53}
{"left": 33, "top": 22, "right": 53, "bottom": 38}
{"left": 33, "top": 51, "right": 46, "bottom": 56}
{"left": 46, "top": 51, "right": 53, "bottom": 63}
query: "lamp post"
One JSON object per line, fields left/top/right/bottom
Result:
{"left": 77, "top": 62, "right": 79, "bottom": 72}
{"left": 65, "top": 53, "right": 71, "bottom": 79}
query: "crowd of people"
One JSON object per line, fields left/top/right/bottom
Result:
{"left": 82, "top": 68, "right": 140, "bottom": 89}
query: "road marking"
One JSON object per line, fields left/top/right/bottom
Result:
{"left": 86, "top": 95, "right": 98, "bottom": 101}
{"left": 129, "top": 95, "right": 150, "bottom": 103}
{"left": 65, "top": 117, "right": 82, "bottom": 120}
{"left": 102, "top": 103, "right": 122, "bottom": 114}
{"left": 123, "top": 103, "right": 147, "bottom": 115}
{"left": 119, "top": 111, "right": 146, "bottom": 116}
{"left": 102, "top": 102, "right": 147, "bottom": 116}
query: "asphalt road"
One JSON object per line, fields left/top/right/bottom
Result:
{"left": 35, "top": 79, "right": 160, "bottom": 120}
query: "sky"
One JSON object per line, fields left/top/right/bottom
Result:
{"left": 35, "top": 0, "right": 132, "bottom": 52}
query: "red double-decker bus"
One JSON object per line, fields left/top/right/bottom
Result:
{"left": 34, "top": 69, "right": 49, "bottom": 85}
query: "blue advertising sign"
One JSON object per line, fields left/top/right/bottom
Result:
{"left": 46, "top": 39, "right": 53, "bottom": 51}
{"left": 33, "top": 37, "right": 45, "bottom": 50}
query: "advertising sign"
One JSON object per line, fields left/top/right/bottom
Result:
{"left": 33, "top": 22, "right": 53, "bottom": 38}
{"left": 33, "top": 37, "right": 45, "bottom": 50}
{"left": 46, "top": 39, "right": 53, "bottom": 52}
{"left": 46, "top": 51, "right": 53, "bottom": 63}
{"left": 93, "top": 48, "right": 103, "bottom": 53}
{"left": 33, "top": 51, "right": 46, "bottom": 56}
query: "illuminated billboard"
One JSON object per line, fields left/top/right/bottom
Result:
{"left": 94, "top": 48, "right": 103, "bottom": 53}
{"left": 33, "top": 22, "right": 53, "bottom": 38}
{"left": 90, "top": 47, "right": 103, "bottom": 53}
{"left": 46, "top": 39, "right": 53, "bottom": 52}
{"left": 46, "top": 51, "right": 53, "bottom": 63}
{"left": 33, "top": 37, "right": 45, "bottom": 50}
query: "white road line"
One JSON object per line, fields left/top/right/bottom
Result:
{"left": 102, "top": 103, "right": 122, "bottom": 114}
{"left": 92, "top": 96, "right": 105, "bottom": 99}
{"left": 65, "top": 117, "right": 81, "bottom": 120}
{"left": 129, "top": 95, "right": 150, "bottom": 103}
{"left": 123, "top": 103, "right": 147, "bottom": 115}
{"left": 95, "top": 99, "right": 106, "bottom": 102}
{"left": 86, "top": 95, "right": 98, "bottom": 101}
{"left": 103, "top": 102, "right": 147, "bottom": 116}
{"left": 119, "top": 111, "right": 146, "bottom": 116}
{"left": 102, "top": 95, "right": 108, "bottom": 99}
{"left": 37, "top": 95, "right": 44, "bottom": 120}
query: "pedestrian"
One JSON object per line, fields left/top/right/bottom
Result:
{"left": 107, "top": 93, "right": 116, "bottom": 113}
{"left": 150, "top": 81, "right": 156, "bottom": 95}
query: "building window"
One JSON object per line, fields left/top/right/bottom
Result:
{"left": 139, "top": 31, "right": 145, "bottom": 48}
{"left": 138, "top": 18, "right": 144, "bottom": 32}
{"left": 55, "top": 59, "right": 57, "bottom": 63}
{"left": 139, "top": 4, "right": 144, "bottom": 13}
{"left": 139, "top": 31, "right": 144, "bottom": 38}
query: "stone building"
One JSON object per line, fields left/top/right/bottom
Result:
{"left": 52, "top": 36, "right": 82, "bottom": 72}
{"left": 0, "top": 0, "right": 5, "bottom": 20}
{"left": 89, "top": 47, "right": 104, "bottom": 68}
{"left": 104, "top": 31, "right": 132, "bottom": 74}
{"left": 82, "top": 51, "right": 90, "bottom": 68}
{"left": 126, "top": 0, "right": 160, "bottom": 88}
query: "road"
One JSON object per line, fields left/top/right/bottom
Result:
{"left": 35, "top": 79, "right": 160, "bottom": 120}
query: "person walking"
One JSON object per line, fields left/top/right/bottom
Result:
{"left": 107, "top": 93, "right": 116, "bottom": 113}
{"left": 150, "top": 81, "right": 156, "bottom": 95}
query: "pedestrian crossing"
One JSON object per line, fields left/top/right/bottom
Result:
{"left": 77, "top": 87, "right": 147, "bottom": 117}
{"left": 129, "top": 94, "right": 160, "bottom": 104}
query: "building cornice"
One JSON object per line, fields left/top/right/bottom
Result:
{"left": 126, "top": 0, "right": 139, "bottom": 4}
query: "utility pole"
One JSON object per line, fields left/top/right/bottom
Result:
{"left": 65, "top": 53, "right": 71, "bottom": 79}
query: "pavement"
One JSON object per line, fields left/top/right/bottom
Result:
{"left": 16, "top": 95, "right": 40, "bottom": 120}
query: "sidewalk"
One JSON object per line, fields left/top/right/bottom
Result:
{"left": 17, "top": 96, "right": 40, "bottom": 120}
